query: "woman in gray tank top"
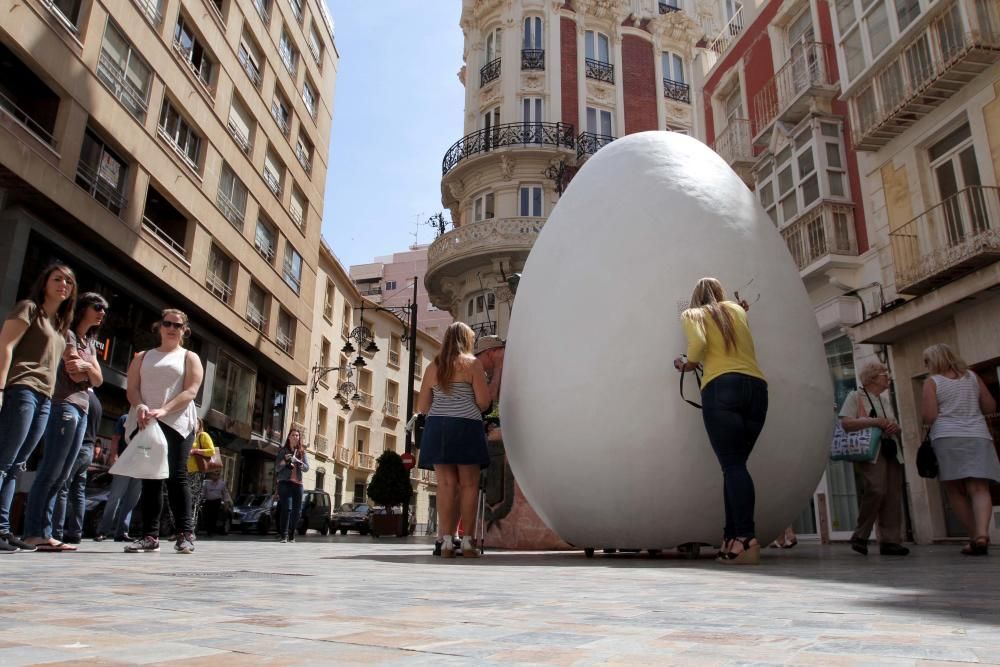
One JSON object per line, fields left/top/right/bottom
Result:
{"left": 416, "top": 322, "right": 492, "bottom": 558}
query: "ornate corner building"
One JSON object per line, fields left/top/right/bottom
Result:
{"left": 426, "top": 0, "right": 704, "bottom": 339}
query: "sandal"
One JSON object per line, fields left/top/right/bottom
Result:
{"left": 963, "top": 536, "right": 989, "bottom": 556}
{"left": 780, "top": 538, "right": 798, "bottom": 549}
{"left": 717, "top": 537, "right": 760, "bottom": 565}
{"left": 31, "top": 539, "right": 77, "bottom": 552}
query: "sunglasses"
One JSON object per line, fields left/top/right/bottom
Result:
{"left": 160, "top": 320, "right": 185, "bottom": 330}
{"left": 91, "top": 304, "right": 108, "bottom": 313}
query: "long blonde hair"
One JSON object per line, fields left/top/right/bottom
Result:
{"left": 923, "top": 343, "right": 967, "bottom": 376}
{"left": 434, "top": 322, "right": 475, "bottom": 392}
{"left": 681, "top": 277, "right": 737, "bottom": 351}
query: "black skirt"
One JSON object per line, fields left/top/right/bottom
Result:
{"left": 418, "top": 416, "right": 489, "bottom": 469}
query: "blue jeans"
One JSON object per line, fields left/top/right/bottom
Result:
{"left": 277, "top": 480, "right": 303, "bottom": 537}
{"left": 53, "top": 441, "right": 93, "bottom": 540}
{"left": 0, "top": 386, "right": 52, "bottom": 534}
{"left": 23, "top": 403, "right": 87, "bottom": 539}
{"left": 97, "top": 473, "right": 142, "bottom": 538}
{"left": 701, "top": 373, "right": 768, "bottom": 540}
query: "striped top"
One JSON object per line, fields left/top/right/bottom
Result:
{"left": 428, "top": 382, "right": 482, "bottom": 421}
{"left": 930, "top": 372, "right": 991, "bottom": 440}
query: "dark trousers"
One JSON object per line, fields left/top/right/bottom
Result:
{"left": 277, "top": 480, "right": 303, "bottom": 537}
{"left": 140, "top": 424, "right": 194, "bottom": 537}
{"left": 203, "top": 498, "right": 223, "bottom": 535}
{"left": 701, "top": 373, "right": 769, "bottom": 540}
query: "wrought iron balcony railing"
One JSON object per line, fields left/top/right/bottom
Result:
{"left": 270, "top": 103, "right": 290, "bottom": 136}
{"left": 171, "top": 40, "right": 215, "bottom": 98}
{"left": 521, "top": 49, "right": 544, "bottom": 70}
{"left": 263, "top": 169, "right": 282, "bottom": 197}
{"left": 848, "top": 0, "right": 1000, "bottom": 150}
{"left": 238, "top": 49, "right": 262, "bottom": 89}
{"left": 246, "top": 307, "right": 267, "bottom": 333}
{"left": 383, "top": 401, "right": 399, "bottom": 418}
{"left": 133, "top": 0, "right": 163, "bottom": 26}
{"left": 480, "top": 57, "right": 501, "bottom": 86}
{"left": 289, "top": 204, "right": 304, "bottom": 228}
{"left": 442, "top": 122, "right": 575, "bottom": 175}
{"left": 227, "top": 119, "right": 252, "bottom": 155}
{"left": 711, "top": 118, "right": 754, "bottom": 166}
{"left": 753, "top": 42, "right": 836, "bottom": 138}
{"left": 780, "top": 201, "right": 858, "bottom": 271}
{"left": 388, "top": 349, "right": 400, "bottom": 366}
{"left": 295, "top": 144, "right": 312, "bottom": 173}
{"left": 141, "top": 216, "right": 190, "bottom": 267}
{"left": 663, "top": 77, "right": 690, "bottom": 103}
{"left": 659, "top": 1, "right": 682, "bottom": 12}
{"left": 76, "top": 161, "right": 127, "bottom": 215}
{"left": 216, "top": 191, "right": 245, "bottom": 229}
{"left": 585, "top": 58, "right": 614, "bottom": 84}
{"left": 470, "top": 321, "right": 497, "bottom": 340}
{"left": 709, "top": 6, "right": 745, "bottom": 55}
{"left": 97, "top": 51, "right": 149, "bottom": 121}
{"left": 276, "top": 331, "right": 293, "bottom": 353}
{"left": 889, "top": 186, "right": 1000, "bottom": 295}
{"left": 0, "top": 90, "right": 57, "bottom": 147}
{"left": 205, "top": 272, "right": 233, "bottom": 304}
{"left": 254, "top": 239, "right": 275, "bottom": 262}
{"left": 576, "top": 131, "right": 616, "bottom": 159}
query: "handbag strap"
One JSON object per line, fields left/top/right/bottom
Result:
{"left": 680, "top": 365, "right": 703, "bottom": 409}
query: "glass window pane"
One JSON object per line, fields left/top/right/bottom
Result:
{"left": 867, "top": 2, "right": 892, "bottom": 58}
{"left": 598, "top": 34, "right": 609, "bottom": 62}
{"left": 778, "top": 165, "right": 794, "bottom": 194}
{"left": 798, "top": 146, "right": 815, "bottom": 177}
{"left": 585, "top": 31, "right": 594, "bottom": 59}
{"left": 673, "top": 54, "right": 684, "bottom": 83}
{"left": 836, "top": 0, "right": 856, "bottom": 32}
{"left": 895, "top": 0, "right": 920, "bottom": 29}
{"left": 532, "top": 187, "right": 542, "bottom": 216}
{"left": 520, "top": 187, "right": 529, "bottom": 216}
{"left": 801, "top": 174, "right": 820, "bottom": 205}
{"left": 826, "top": 142, "right": 842, "bottom": 168}
{"left": 829, "top": 171, "right": 845, "bottom": 196}
{"left": 781, "top": 193, "right": 798, "bottom": 220}
{"left": 843, "top": 29, "right": 865, "bottom": 80}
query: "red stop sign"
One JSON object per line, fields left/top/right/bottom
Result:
{"left": 401, "top": 453, "right": 416, "bottom": 470}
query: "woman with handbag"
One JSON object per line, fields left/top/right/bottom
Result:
{"left": 0, "top": 264, "right": 77, "bottom": 554}
{"left": 124, "top": 308, "right": 203, "bottom": 554}
{"left": 840, "top": 360, "right": 908, "bottom": 557}
{"left": 674, "top": 278, "right": 768, "bottom": 565}
{"left": 921, "top": 344, "right": 999, "bottom": 556}
{"left": 187, "top": 419, "right": 216, "bottom": 535}
{"left": 21, "top": 291, "right": 106, "bottom": 551}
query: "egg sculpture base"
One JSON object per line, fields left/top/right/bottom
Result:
{"left": 499, "top": 131, "right": 834, "bottom": 551}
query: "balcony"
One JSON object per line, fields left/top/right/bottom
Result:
{"left": 142, "top": 186, "right": 190, "bottom": 268}
{"left": 336, "top": 445, "right": 351, "bottom": 466}
{"left": 238, "top": 49, "right": 262, "bottom": 89}
{"left": 577, "top": 131, "right": 616, "bottom": 160}
{"left": 663, "top": 77, "right": 691, "bottom": 104}
{"left": 383, "top": 401, "right": 399, "bottom": 419}
{"left": 780, "top": 201, "right": 859, "bottom": 276}
{"left": 276, "top": 332, "right": 293, "bottom": 353}
{"left": 357, "top": 285, "right": 381, "bottom": 297}
{"left": 388, "top": 350, "right": 400, "bottom": 366}
{"left": 313, "top": 434, "right": 328, "bottom": 455}
{"left": 356, "top": 390, "right": 374, "bottom": 411}
{"left": 889, "top": 186, "right": 1000, "bottom": 295}
{"left": 295, "top": 144, "right": 312, "bottom": 173}
{"left": 96, "top": 51, "right": 149, "bottom": 121}
{"left": 76, "top": 161, "right": 127, "bottom": 216}
{"left": 711, "top": 118, "right": 755, "bottom": 168}
{"left": 133, "top": 0, "right": 163, "bottom": 26}
{"left": 752, "top": 43, "right": 837, "bottom": 139}
{"left": 142, "top": 218, "right": 190, "bottom": 267}
{"left": 227, "top": 119, "right": 251, "bottom": 155}
{"left": 270, "top": 103, "right": 290, "bottom": 136}
{"left": 659, "top": 1, "right": 681, "bottom": 12}
{"left": 426, "top": 217, "right": 545, "bottom": 298}
{"left": 849, "top": 0, "right": 1000, "bottom": 150}
{"left": 442, "top": 122, "right": 575, "bottom": 175}
{"left": 522, "top": 49, "right": 544, "bottom": 70}
{"left": 0, "top": 89, "right": 57, "bottom": 149}
{"left": 205, "top": 272, "right": 233, "bottom": 304}
{"left": 254, "top": 239, "right": 275, "bottom": 263}
{"left": 216, "top": 191, "right": 244, "bottom": 229}
{"left": 709, "top": 7, "right": 745, "bottom": 55}
{"left": 246, "top": 307, "right": 267, "bottom": 333}
{"left": 355, "top": 451, "right": 375, "bottom": 471}
{"left": 470, "top": 321, "right": 497, "bottom": 339}
{"left": 585, "top": 58, "right": 614, "bottom": 84}
{"left": 171, "top": 40, "right": 215, "bottom": 99}
{"left": 480, "top": 57, "right": 501, "bottom": 86}
{"left": 0, "top": 45, "right": 60, "bottom": 149}
{"left": 263, "top": 169, "right": 282, "bottom": 197}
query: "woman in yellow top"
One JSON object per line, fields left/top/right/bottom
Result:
{"left": 187, "top": 418, "right": 215, "bottom": 534}
{"left": 674, "top": 278, "right": 768, "bottom": 564}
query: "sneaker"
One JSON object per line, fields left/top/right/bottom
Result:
{"left": 288, "top": 535, "right": 295, "bottom": 543}
{"left": 461, "top": 536, "right": 480, "bottom": 559}
{"left": 879, "top": 543, "right": 910, "bottom": 556}
{"left": 175, "top": 533, "right": 195, "bottom": 554}
{"left": 125, "top": 535, "right": 159, "bottom": 553}
{"left": 433, "top": 539, "right": 443, "bottom": 556}
{"left": 850, "top": 537, "right": 869, "bottom": 556}
{"left": 2, "top": 533, "right": 37, "bottom": 552}
{"left": 279, "top": 535, "right": 287, "bottom": 544}
{"left": 0, "top": 535, "right": 17, "bottom": 553}
{"left": 440, "top": 535, "right": 456, "bottom": 559}
{"left": 93, "top": 534, "right": 107, "bottom": 542}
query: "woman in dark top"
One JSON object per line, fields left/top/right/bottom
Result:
{"left": 275, "top": 428, "right": 309, "bottom": 543}
{"left": 0, "top": 264, "right": 76, "bottom": 553}
{"left": 23, "top": 292, "right": 106, "bottom": 551}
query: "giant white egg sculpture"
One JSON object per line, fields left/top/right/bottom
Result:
{"left": 500, "top": 131, "right": 833, "bottom": 549}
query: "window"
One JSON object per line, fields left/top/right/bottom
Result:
{"left": 271, "top": 89, "right": 291, "bottom": 135}
{"left": 157, "top": 100, "right": 202, "bottom": 170}
{"left": 295, "top": 133, "right": 313, "bottom": 173}
{"left": 217, "top": 162, "right": 248, "bottom": 228}
{"left": 894, "top": 0, "right": 920, "bottom": 31}
{"left": 263, "top": 148, "right": 284, "bottom": 196}
{"left": 290, "top": 186, "right": 307, "bottom": 229}
{"left": 320, "top": 338, "right": 331, "bottom": 369}
{"left": 48, "top": 0, "right": 83, "bottom": 30}
{"left": 279, "top": 30, "right": 298, "bottom": 76}
{"left": 283, "top": 244, "right": 303, "bottom": 292}
{"left": 98, "top": 22, "right": 152, "bottom": 120}
{"left": 522, "top": 97, "right": 543, "bottom": 140}
{"left": 307, "top": 22, "right": 323, "bottom": 65}
{"left": 473, "top": 192, "right": 495, "bottom": 222}
{"left": 384, "top": 433, "right": 397, "bottom": 454}
{"left": 254, "top": 216, "right": 277, "bottom": 262}
{"left": 277, "top": 309, "right": 296, "bottom": 353}
{"left": 723, "top": 86, "right": 744, "bottom": 125}
{"left": 523, "top": 16, "right": 542, "bottom": 49}
{"left": 211, "top": 353, "right": 255, "bottom": 424}
{"left": 173, "top": 17, "right": 214, "bottom": 90}
{"left": 519, "top": 185, "right": 543, "bottom": 217}
{"left": 247, "top": 281, "right": 268, "bottom": 332}
{"left": 227, "top": 95, "right": 254, "bottom": 155}
{"left": 385, "top": 280, "right": 397, "bottom": 291}
{"left": 336, "top": 416, "right": 345, "bottom": 447}
{"left": 586, "top": 107, "right": 614, "bottom": 136}
{"left": 237, "top": 33, "right": 263, "bottom": 88}
{"left": 835, "top": 0, "right": 933, "bottom": 84}
{"left": 929, "top": 123, "right": 986, "bottom": 245}
{"left": 76, "top": 129, "right": 128, "bottom": 216}
{"left": 302, "top": 78, "right": 317, "bottom": 118}
{"left": 207, "top": 244, "right": 234, "bottom": 304}
{"left": 341, "top": 303, "right": 352, "bottom": 338}
{"left": 323, "top": 280, "right": 334, "bottom": 321}
{"left": 485, "top": 27, "right": 502, "bottom": 63}
{"left": 585, "top": 30, "right": 610, "bottom": 63}
{"left": 289, "top": 0, "right": 303, "bottom": 22}
{"left": 662, "top": 52, "right": 685, "bottom": 84}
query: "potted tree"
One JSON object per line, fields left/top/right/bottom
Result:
{"left": 367, "top": 450, "right": 413, "bottom": 537}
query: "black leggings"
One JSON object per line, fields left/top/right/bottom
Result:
{"left": 140, "top": 423, "right": 194, "bottom": 537}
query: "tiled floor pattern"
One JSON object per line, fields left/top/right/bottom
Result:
{"left": 1, "top": 536, "right": 998, "bottom": 665}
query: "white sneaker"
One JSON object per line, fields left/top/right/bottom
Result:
{"left": 440, "top": 535, "right": 456, "bottom": 559}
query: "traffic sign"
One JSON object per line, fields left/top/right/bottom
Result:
{"left": 401, "top": 452, "right": 416, "bottom": 470}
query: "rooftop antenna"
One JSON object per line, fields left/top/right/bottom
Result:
{"left": 410, "top": 211, "right": 424, "bottom": 249}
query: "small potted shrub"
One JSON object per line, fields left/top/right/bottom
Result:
{"left": 367, "top": 450, "right": 413, "bottom": 537}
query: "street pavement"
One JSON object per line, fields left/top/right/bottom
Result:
{"left": 2, "top": 535, "right": 999, "bottom": 666}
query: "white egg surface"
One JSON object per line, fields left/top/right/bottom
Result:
{"left": 500, "top": 131, "right": 834, "bottom": 549}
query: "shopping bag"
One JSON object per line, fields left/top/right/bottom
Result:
{"left": 830, "top": 420, "right": 882, "bottom": 463}
{"left": 109, "top": 410, "right": 169, "bottom": 479}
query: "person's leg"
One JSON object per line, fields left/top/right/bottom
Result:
{"left": 701, "top": 376, "right": 755, "bottom": 544}
{"left": 942, "top": 479, "right": 975, "bottom": 537}
{"left": 851, "top": 459, "right": 887, "bottom": 545}
{"left": 64, "top": 443, "right": 94, "bottom": 540}
{"left": 288, "top": 484, "right": 303, "bottom": 539}
{"left": 276, "top": 481, "right": 289, "bottom": 537}
{"left": 0, "top": 389, "right": 51, "bottom": 537}
{"left": 434, "top": 465, "right": 459, "bottom": 540}
{"left": 98, "top": 474, "right": 129, "bottom": 537}
{"left": 163, "top": 427, "right": 194, "bottom": 537}
{"left": 204, "top": 499, "right": 220, "bottom": 535}
{"left": 876, "top": 459, "right": 904, "bottom": 545}
{"left": 23, "top": 403, "right": 84, "bottom": 541}
{"left": 119, "top": 477, "right": 143, "bottom": 539}
{"left": 188, "top": 472, "right": 204, "bottom": 535}
{"left": 140, "top": 478, "right": 164, "bottom": 538}
{"left": 457, "top": 464, "right": 481, "bottom": 554}
{"left": 966, "top": 478, "right": 994, "bottom": 541}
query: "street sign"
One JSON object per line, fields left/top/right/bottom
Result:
{"left": 401, "top": 452, "right": 416, "bottom": 470}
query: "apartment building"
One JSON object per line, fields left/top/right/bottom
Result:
{"left": 349, "top": 245, "right": 454, "bottom": 341}
{"left": 287, "top": 242, "right": 440, "bottom": 531}
{"left": 0, "top": 0, "right": 337, "bottom": 496}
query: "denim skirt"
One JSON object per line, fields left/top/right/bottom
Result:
{"left": 418, "top": 416, "right": 489, "bottom": 469}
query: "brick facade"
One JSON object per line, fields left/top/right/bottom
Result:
{"left": 561, "top": 16, "right": 578, "bottom": 128}
{"left": 622, "top": 35, "right": 658, "bottom": 135}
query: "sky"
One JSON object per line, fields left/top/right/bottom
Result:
{"left": 320, "top": 2, "right": 465, "bottom": 269}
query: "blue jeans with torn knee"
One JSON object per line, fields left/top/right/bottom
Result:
{"left": 23, "top": 402, "right": 87, "bottom": 539}
{"left": 0, "top": 385, "right": 52, "bottom": 534}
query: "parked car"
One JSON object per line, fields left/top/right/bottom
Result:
{"left": 270, "top": 490, "right": 332, "bottom": 535}
{"left": 330, "top": 502, "right": 371, "bottom": 535}
{"left": 232, "top": 494, "right": 273, "bottom": 535}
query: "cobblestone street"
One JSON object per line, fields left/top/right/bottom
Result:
{"left": 2, "top": 536, "right": 999, "bottom": 665}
